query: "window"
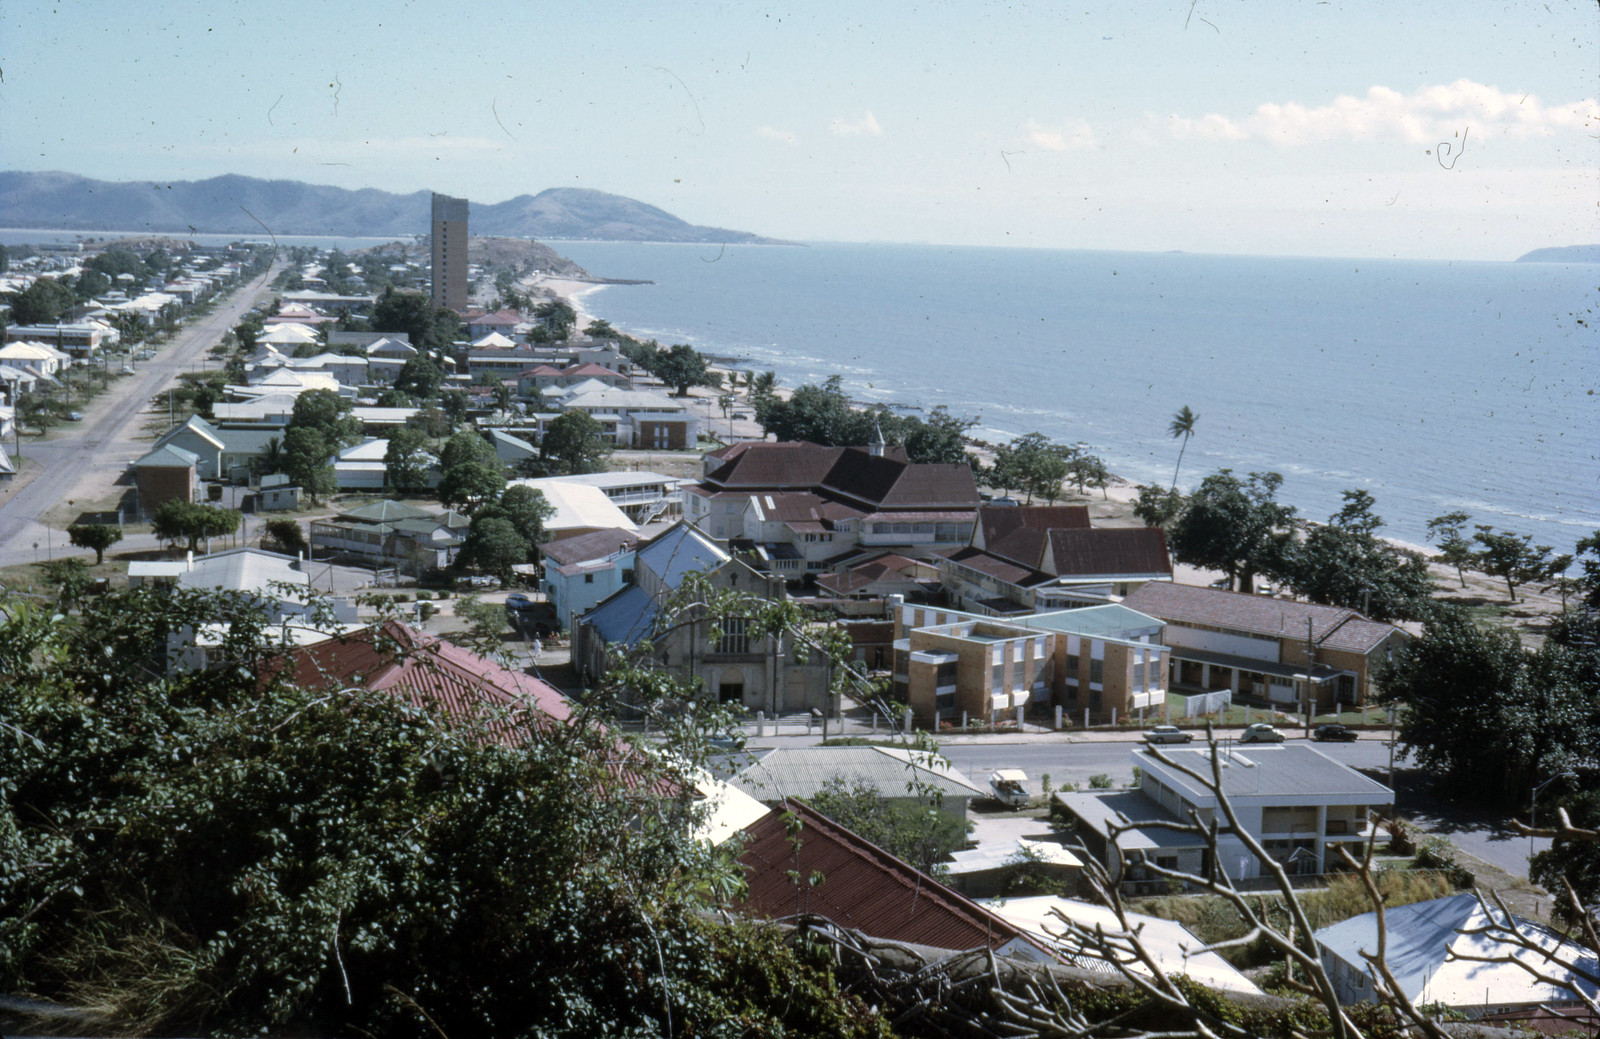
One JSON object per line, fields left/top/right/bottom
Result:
{"left": 1089, "top": 658, "right": 1104, "bottom": 686}
{"left": 717, "top": 616, "right": 749, "bottom": 654}
{"left": 584, "top": 573, "right": 594, "bottom": 584}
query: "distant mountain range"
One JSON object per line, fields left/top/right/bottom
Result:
{"left": 1515, "top": 244, "right": 1600, "bottom": 263}
{"left": 0, "top": 171, "right": 788, "bottom": 244}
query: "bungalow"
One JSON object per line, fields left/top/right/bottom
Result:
{"left": 558, "top": 386, "right": 699, "bottom": 450}
{"left": 540, "top": 527, "right": 638, "bottom": 632}
{"left": 506, "top": 477, "right": 639, "bottom": 540}
{"left": 1057, "top": 745, "right": 1393, "bottom": 889}
{"left": 309, "top": 501, "right": 469, "bottom": 572}
{"left": 0, "top": 340, "right": 71, "bottom": 377}
{"left": 516, "top": 361, "right": 632, "bottom": 395}
{"left": 134, "top": 443, "right": 200, "bottom": 513}
{"left": 1120, "top": 582, "right": 1408, "bottom": 711}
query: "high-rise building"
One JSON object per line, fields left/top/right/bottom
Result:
{"left": 430, "top": 192, "right": 469, "bottom": 313}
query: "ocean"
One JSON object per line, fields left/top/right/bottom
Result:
{"left": 551, "top": 241, "right": 1599, "bottom": 556}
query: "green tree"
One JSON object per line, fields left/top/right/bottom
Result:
{"left": 1473, "top": 525, "right": 1572, "bottom": 602}
{"left": 264, "top": 518, "right": 308, "bottom": 555}
{"left": 383, "top": 426, "right": 434, "bottom": 493}
{"left": 74, "top": 268, "right": 112, "bottom": 301}
{"left": 583, "top": 317, "right": 616, "bottom": 338}
{"left": 436, "top": 434, "right": 504, "bottom": 511}
{"left": 438, "top": 430, "right": 496, "bottom": 471}
{"left": 808, "top": 776, "right": 972, "bottom": 874}
{"left": 151, "top": 500, "right": 242, "bottom": 553}
{"left": 1167, "top": 469, "right": 1297, "bottom": 593}
{"left": 1426, "top": 511, "right": 1476, "bottom": 588}
{"left": 289, "top": 388, "right": 363, "bottom": 449}
{"left": 1380, "top": 607, "right": 1600, "bottom": 809}
{"left": 0, "top": 586, "right": 883, "bottom": 1038}
{"left": 539, "top": 410, "right": 612, "bottom": 476}
{"left": 534, "top": 297, "right": 577, "bottom": 337}
{"left": 67, "top": 522, "right": 123, "bottom": 565}
{"left": 651, "top": 343, "right": 713, "bottom": 396}
{"left": 439, "top": 388, "right": 471, "bottom": 426}
{"left": 6, "top": 277, "right": 76, "bottom": 324}
{"left": 394, "top": 354, "right": 445, "bottom": 399}
{"left": 755, "top": 376, "right": 861, "bottom": 445}
{"left": 476, "top": 484, "right": 556, "bottom": 550}
{"left": 1133, "top": 484, "right": 1185, "bottom": 529}
{"left": 457, "top": 516, "right": 530, "bottom": 579}
{"left": 371, "top": 286, "right": 463, "bottom": 354}
{"left": 1529, "top": 789, "right": 1600, "bottom": 925}
{"left": 902, "top": 406, "right": 976, "bottom": 466}
{"left": 282, "top": 427, "right": 337, "bottom": 505}
{"left": 988, "top": 432, "right": 1071, "bottom": 504}
{"left": 1285, "top": 490, "right": 1436, "bottom": 622}
{"left": 41, "top": 557, "right": 95, "bottom": 609}
{"left": 1168, "top": 405, "right": 1198, "bottom": 490}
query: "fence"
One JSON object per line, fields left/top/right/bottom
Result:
{"left": 1176, "top": 689, "right": 1233, "bottom": 719}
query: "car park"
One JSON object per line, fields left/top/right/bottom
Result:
{"left": 1313, "top": 723, "right": 1360, "bottom": 742}
{"left": 1144, "top": 725, "right": 1193, "bottom": 744}
{"left": 1240, "top": 723, "right": 1286, "bottom": 743}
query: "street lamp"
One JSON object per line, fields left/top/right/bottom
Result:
{"left": 1530, "top": 771, "right": 1578, "bottom": 865}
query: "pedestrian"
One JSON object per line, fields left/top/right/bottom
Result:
{"left": 532, "top": 636, "right": 543, "bottom": 658}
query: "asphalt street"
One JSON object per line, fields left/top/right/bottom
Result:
{"left": 0, "top": 262, "right": 286, "bottom": 567}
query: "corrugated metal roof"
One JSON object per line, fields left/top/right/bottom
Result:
{"left": 728, "top": 746, "right": 986, "bottom": 803}
{"left": 1121, "top": 582, "right": 1399, "bottom": 654}
{"left": 1045, "top": 527, "right": 1172, "bottom": 578}
{"left": 738, "top": 799, "right": 1031, "bottom": 952}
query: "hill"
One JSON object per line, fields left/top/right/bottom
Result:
{"left": 0, "top": 171, "right": 786, "bottom": 244}
{"left": 1514, "top": 244, "right": 1600, "bottom": 263}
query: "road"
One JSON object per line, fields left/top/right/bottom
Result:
{"left": 0, "top": 262, "right": 285, "bottom": 566}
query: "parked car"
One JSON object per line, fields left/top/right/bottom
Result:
{"left": 989, "top": 769, "right": 1030, "bottom": 809}
{"left": 1313, "top": 723, "right": 1360, "bottom": 742}
{"left": 1240, "top": 723, "right": 1286, "bottom": 743}
{"left": 66, "top": 410, "right": 84, "bottom": 422}
{"left": 504, "top": 593, "right": 559, "bottom": 637}
{"left": 1144, "top": 725, "right": 1193, "bottom": 745}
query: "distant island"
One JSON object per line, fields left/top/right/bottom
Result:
{"left": 1515, "top": 244, "right": 1600, "bottom": 263}
{"left": 0, "top": 170, "right": 790, "bottom": 244}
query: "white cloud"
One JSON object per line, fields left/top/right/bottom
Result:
{"left": 755, "top": 125, "right": 798, "bottom": 146}
{"left": 1025, "top": 117, "right": 1099, "bottom": 151}
{"left": 1164, "top": 80, "right": 1599, "bottom": 145}
{"left": 830, "top": 111, "right": 883, "bottom": 137}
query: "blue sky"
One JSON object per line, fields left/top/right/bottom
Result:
{"left": 4, "top": 0, "right": 1595, "bottom": 259}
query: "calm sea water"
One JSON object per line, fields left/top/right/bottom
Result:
{"left": 553, "top": 241, "right": 1599, "bottom": 555}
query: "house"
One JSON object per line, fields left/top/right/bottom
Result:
{"left": 0, "top": 340, "right": 72, "bottom": 377}
{"left": 736, "top": 799, "right": 1047, "bottom": 960}
{"left": 1057, "top": 744, "right": 1393, "bottom": 889}
{"left": 258, "top": 472, "right": 301, "bottom": 511}
{"left": 0, "top": 362, "right": 42, "bottom": 402}
{"left": 540, "top": 527, "right": 638, "bottom": 632}
{"left": 1120, "top": 582, "right": 1408, "bottom": 710}
{"left": 813, "top": 553, "right": 940, "bottom": 601}
{"left": 722, "top": 745, "right": 988, "bottom": 819}
{"left": 0, "top": 441, "right": 15, "bottom": 484}
{"left": 516, "top": 361, "right": 632, "bottom": 395}
{"left": 557, "top": 386, "right": 699, "bottom": 449}
{"left": 488, "top": 428, "right": 539, "bottom": 468}
{"left": 893, "top": 601, "right": 1169, "bottom": 727}
{"left": 309, "top": 501, "right": 469, "bottom": 572}
{"left": 938, "top": 506, "right": 1173, "bottom": 614}
{"left": 572, "top": 520, "right": 832, "bottom": 714}
{"left": 507, "top": 477, "right": 640, "bottom": 540}
{"left": 985, "top": 897, "right": 1263, "bottom": 995}
{"left": 4, "top": 323, "right": 105, "bottom": 360}
{"left": 520, "top": 471, "right": 679, "bottom": 524}
{"left": 134, "top": 444, "right": 201, "bottom": 513}
{"left": 1315, "top": 893, "right": 1598, "bottom": 1021}
{"left": 686, "top": 440, "right": 981, "bottom": 564}
{"left": 272, "top": 620, "right": 572, "bottom": 733}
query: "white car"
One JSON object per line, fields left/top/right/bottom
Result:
{"left": 989, "top": 769, "right": 1030, "bottom": 809}
{"left": 1144, "top": 725, "right": 1193, "bottom": 745}
{"left": 1241, "top": 723, "right": 1286, "bottom": 743}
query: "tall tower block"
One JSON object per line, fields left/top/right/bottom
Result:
{"left": 430, "top": 192, "right": 469, "bottom": 313}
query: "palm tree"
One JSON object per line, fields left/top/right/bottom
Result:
{"left": 1169, "top": 405, "right": 1198, "bottom": 490}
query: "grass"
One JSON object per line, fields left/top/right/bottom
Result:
{"left": 1130, "top": 869, "right": 1454, "bottom": 966}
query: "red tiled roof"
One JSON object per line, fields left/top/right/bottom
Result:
{"left": 941, "top": 546, "right": 1055, "bottom": 587}
{"left": 980, "top": 505, "right": 1091, "bottom": 566}
{"left": 563, "top": 362, "right": 623, "bottom": 378}
{"left": 1045, "top": 527, "right": 1172, "bottom": 578}
{"left": 272, "top": 620, "right": 570, "bottom": 727}
{"left": 738, "top": 799, "right": 1033, "bottom": 952}
{"left": 517, "top": 364, "right": 567, "bottom": 377}
{"left": 1120, "top": 582, "right": 1400, "bottom": 654}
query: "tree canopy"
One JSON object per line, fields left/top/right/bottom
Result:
{"left": 383, "top": 426, "right": 434, "bottom": 493}
{"left": 1165, "top": 470, "right": 1297, "bottom": 594}
{"left": 67, "top": 522, "right": 123, "bottom": 565}
{"left": 151, "top": 500, "right": 242, "bottom": 553}
{"left": 1283, "top": 490, "right": 1435, "bottom": 623}
{"left": 289, "top": 389, "right": 363, "bottom": 449}
{"left": 539, "top": 410, "right": 611, "bottom": 476}
{"left": 371, "top": 287, "right": 463, "bottom": 354}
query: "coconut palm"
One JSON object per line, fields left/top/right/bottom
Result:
{"left": 1169, "top": 405, "right": 1198, "bottom": 490}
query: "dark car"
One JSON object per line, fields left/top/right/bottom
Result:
{"left": 504, "top": 594, "right": 560, "bottom": 637}
{"left": 1313, "top": 723, "right": 1360, "bottom": 742}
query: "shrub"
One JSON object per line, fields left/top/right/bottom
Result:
{"left": 416, "top": 591, "right": 434, "bottom": 601}
{"left": 1089, "top": 774, "right": 1114, "bottom": 789}
{"left": 1414, "top": 836, "right": 1475, "bottom": 889}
